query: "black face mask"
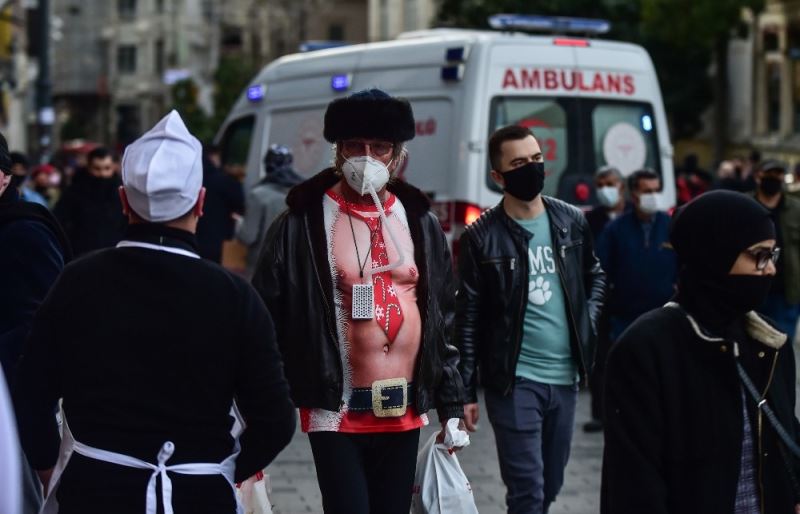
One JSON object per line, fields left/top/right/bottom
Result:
{"left": 698, "top": 273, "right": 774, "bottom": 319}
{"left": 501, "top": 162, "right": 545, "bottom": 202}
{"left": 760, "top": 176, "right": 783, "bottom": 196}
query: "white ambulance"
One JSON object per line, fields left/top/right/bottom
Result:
{"left": 215, "top": 15, "right": 675, "bottom": 247}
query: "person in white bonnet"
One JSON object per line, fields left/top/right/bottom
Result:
{"left": 15, "top": 110, "right": 295, "bottom": 514}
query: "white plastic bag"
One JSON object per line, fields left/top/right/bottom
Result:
{"left": 411, "top": 419, "right": 479, "bottom": 514}
{"left": 236, "top": 471, "right": 273, "bottom": 514}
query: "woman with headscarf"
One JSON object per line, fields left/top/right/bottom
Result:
{"left": 601, "top": 190, "right": 800, "bottom": 514}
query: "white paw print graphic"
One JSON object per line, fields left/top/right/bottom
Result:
{"left": 529, "top": 276, "right": 553, "bottom": 306}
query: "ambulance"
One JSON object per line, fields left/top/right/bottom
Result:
{"left": 215, "top": 15, "right": 675, "bottom": 249}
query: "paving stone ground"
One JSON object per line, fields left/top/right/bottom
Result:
{"left": 266, "top": 389, "right": 602, "bottom": 514}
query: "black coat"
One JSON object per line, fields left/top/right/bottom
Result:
{"left": 454, "top": 198, "right": 607, "bottom": 402}
{"left": 0, "top": 197, "right": 69, "bottom": 383}
{"left": 602, "top": 304, "right": 800, "bottom": 514}
{"left": 53, "top": 171, "right": 127, "bottom": 256}
{"left": 252, "top": 168, "right": 465, "bottom": 421}
{"left": 15, "top": 224, "right": 295, "bottom": 512}
{"left": 196, "top": 164, "right": 245, "bottom": 263}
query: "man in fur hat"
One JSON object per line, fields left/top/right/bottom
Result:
{"left": 253, "top": 89, "right": 465, "bottom": 514}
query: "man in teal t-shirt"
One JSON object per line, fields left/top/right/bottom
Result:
{"left": 454, "top": 125, "right": 606, "bottom": 514}
{"left": 514, "top": 213, "right": 576, "bottom": 385}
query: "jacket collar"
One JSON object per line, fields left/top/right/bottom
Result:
{"left": 495, "top": 195, "right": 568, "bottom": 240}
{"left": 665, "top": 301, "right": 787, "bottom": 349}
{"left": 286, "top": 167, "right": 431, "bottom": 219}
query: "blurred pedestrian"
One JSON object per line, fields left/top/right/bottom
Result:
{"left": 585, "top": 165, "right": 628, "bottom": 238}
{"left": 751, "top": 160, "right": 800, "bottom": 342}
{"left": 236, "top": 144, "right": 304, "bottom": 278}
{"left": 675, "top": 154, "right": 712, "bottom": 205}
{"left": 253, "top": 89, "right": 465, "bottom": 514}
{"left": 455, "top": 125, "right": 606, "bottom": 514}
{"left": 602, "top": 190, "right": 799, "bottom": 514}
{"left": 0, "top": 132, "right": 70, "bottom": 514}
{"left": 597, "top": 168, "right": 677, "bottom": 341}
{"left": 583, "top": 165, "right": 629, "bottom": 433}
{"left": 54, "top": 146, "right": 127, "bottom": 256}
{"left": 714, "top": 159, "right": 748, "bottom": 192}
{"left": 15, "top": 111, "right": 295, "bottom": 514}
{"left": 196, "top": 144, "right": 245, "bottom": 263}
{"left": 6, "top": 152, "right": 46, "bottom": 207}
{"left": 30, "top": 164, "right": 61, "bottom": 208}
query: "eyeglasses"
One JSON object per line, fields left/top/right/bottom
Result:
{"left": 340, "top": 140, "right": 394, "bottom": 158}
{"left": 746, "top": 247, "right": 781, "bottom": 271}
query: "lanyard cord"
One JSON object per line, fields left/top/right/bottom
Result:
{"left": 345, "top": 204, "right": 381, "bottom": 279}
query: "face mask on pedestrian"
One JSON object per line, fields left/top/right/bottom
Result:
{"left": 596, "top": 186, "right": 620, "bottom": 208}
{"left": 342, "top": 155, "right": 391, "bottom": 197}
{"left": 637, "top": 193, "right": 660, "bottom": 215}
{"left": 759, "top": 176, "right": 783, "bottom": 196}
{"left": 500, "top": 161, "right": 545, "bottom": 202}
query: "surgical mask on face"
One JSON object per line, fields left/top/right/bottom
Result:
{"left": 341, "top": 155, "right": 391, "bottom": 197}
{"left": 596, "top": 186, "right": 620, "bottom": 208}
{"left": 638, "top": 193, "right": 661, "bottom": 215}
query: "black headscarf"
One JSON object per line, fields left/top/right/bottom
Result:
{"left": 670, "top": 190, "right": 775, "bottom": 329}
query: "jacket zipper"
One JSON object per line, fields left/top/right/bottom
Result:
{"left": 553, "top": 228, "right": 587, "bottom": 382}
{"left": 507, "top": 245, "right": 528, "bottom": 395}
{"left": 756, "top": 350, "right": 779, "bottom": 514}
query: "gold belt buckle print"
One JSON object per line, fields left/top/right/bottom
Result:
{"left": 371, "top": 377, "right": 408, "bottom": 418}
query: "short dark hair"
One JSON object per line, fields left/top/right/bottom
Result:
{"left": 488, "top": 125, "right": 535, "bottom": 171}
{"left": 87, "top": 146, "right": 112, "bottom": 164}
{"left": 9, "top": 151, "right": 28, "bottom": 168}
{"left": 628, "top": 168, "right": 661, "bottom": 192}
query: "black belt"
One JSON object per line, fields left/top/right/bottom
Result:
{"left": 348, "top": 380, "right": 415, "bottom": 417}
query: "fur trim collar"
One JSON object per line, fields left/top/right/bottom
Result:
{"left": 286, "top": 168, "right": 431, "bottom": 218}
{"left": 665, "top": 302, "right": 787, "bottom": 349}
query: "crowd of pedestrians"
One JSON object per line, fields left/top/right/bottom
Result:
{"left": 1, "top": 87, "right": 800, "bottom": 514}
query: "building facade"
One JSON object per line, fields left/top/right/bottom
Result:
{"left": 52, "top": 0, "right": 219, "bottom": 150}
{"left": 368, "top": 0, "right": 438, "bottom": 41}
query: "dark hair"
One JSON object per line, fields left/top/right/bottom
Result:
{"left": 488, "top": 125, "right": 535, "bottom": 171}
{"left": 9, "top": 151, "right": 28, "bottom": 168}
{"left": 628, "top": 168, "right": 661, "bottom": 192}
{"left": 87, "top": 146, "right": 112, "bottom": 164}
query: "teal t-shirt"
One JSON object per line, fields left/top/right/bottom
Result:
{"left": 513, "top": 212, "right": 576, "bottom": 385}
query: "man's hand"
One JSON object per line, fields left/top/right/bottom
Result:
{"left": 37, "top": 467, "right": 54, "bottom": 496}
{"left": 463, "top": 402, "right": 479, "bottom": 432}
{"left": 436, "top": 419, "right": 467, "bottom": 452}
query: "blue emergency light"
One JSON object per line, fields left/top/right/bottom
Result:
{"left": 446, "top": 47, "right": 468, "bottom": 62}
{"left": 331, "top": 74, "right": 351, "bottom": 92}
{"left": 641, "top": 115, "right": 653, "bottom": 132}
{"left": 488, "top": 14, "right": 611, "bottom": 35}
{"left": 247, "top": 84, "right": 265, "bottom": 102}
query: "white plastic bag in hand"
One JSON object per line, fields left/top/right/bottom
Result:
{"left": 236, "top": 471, "right": 273, "bottom": 514}
{"left": 411, "top": 419, "right": 479, "bottom": 514}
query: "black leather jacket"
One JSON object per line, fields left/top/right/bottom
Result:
{"left": 455, "top": 197, "right": 607, "bottom": 402}
{"left": 253, "top": 168, "right": 465, "bottom": 421}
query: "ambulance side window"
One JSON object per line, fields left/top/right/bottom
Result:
{"left": 219, "top": 115, "right": 255, "bottom": 179}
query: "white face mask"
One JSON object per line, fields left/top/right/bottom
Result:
{"left": 341, "top": 155, "right": 391, "bottom": 197}
{"left": 638, "top": 193, "right": 661, "bottom": 215}
{"left": 596, "top": 186, "right": 620, "bottom": 208}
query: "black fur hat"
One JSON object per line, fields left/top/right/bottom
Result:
{"left": 324, "top": 88, "right": 415, "bottom": 143}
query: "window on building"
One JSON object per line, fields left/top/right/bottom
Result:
{"left": 117, "top": 45, "right": 137, "bottom": 74}
{"left": 328, "top": 24, "right": 344, "bottom": 41}
{"left": 155, "top": 39, "right": 164, "bottom": 76}
{"left": 403, "top": 0, "right": 417, "bottom": 32}
{"left": 118, "top": 0, "right": 136, "bottom": 19}
{"left": 156, "top": 0, "right": 164, "bottom": 14}
{"left": 202, "top": 0, "right": 213, "bottom": 21}
{"left": 379, "top": 0, "right": 389, "bottom": 40}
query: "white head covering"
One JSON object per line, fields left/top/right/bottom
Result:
{"left": 121, "top": 110, "right": 203, "bottom": 222}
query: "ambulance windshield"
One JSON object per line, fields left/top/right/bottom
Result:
{"left": 489, "top": 96, "right": 660, "bottom": 202}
